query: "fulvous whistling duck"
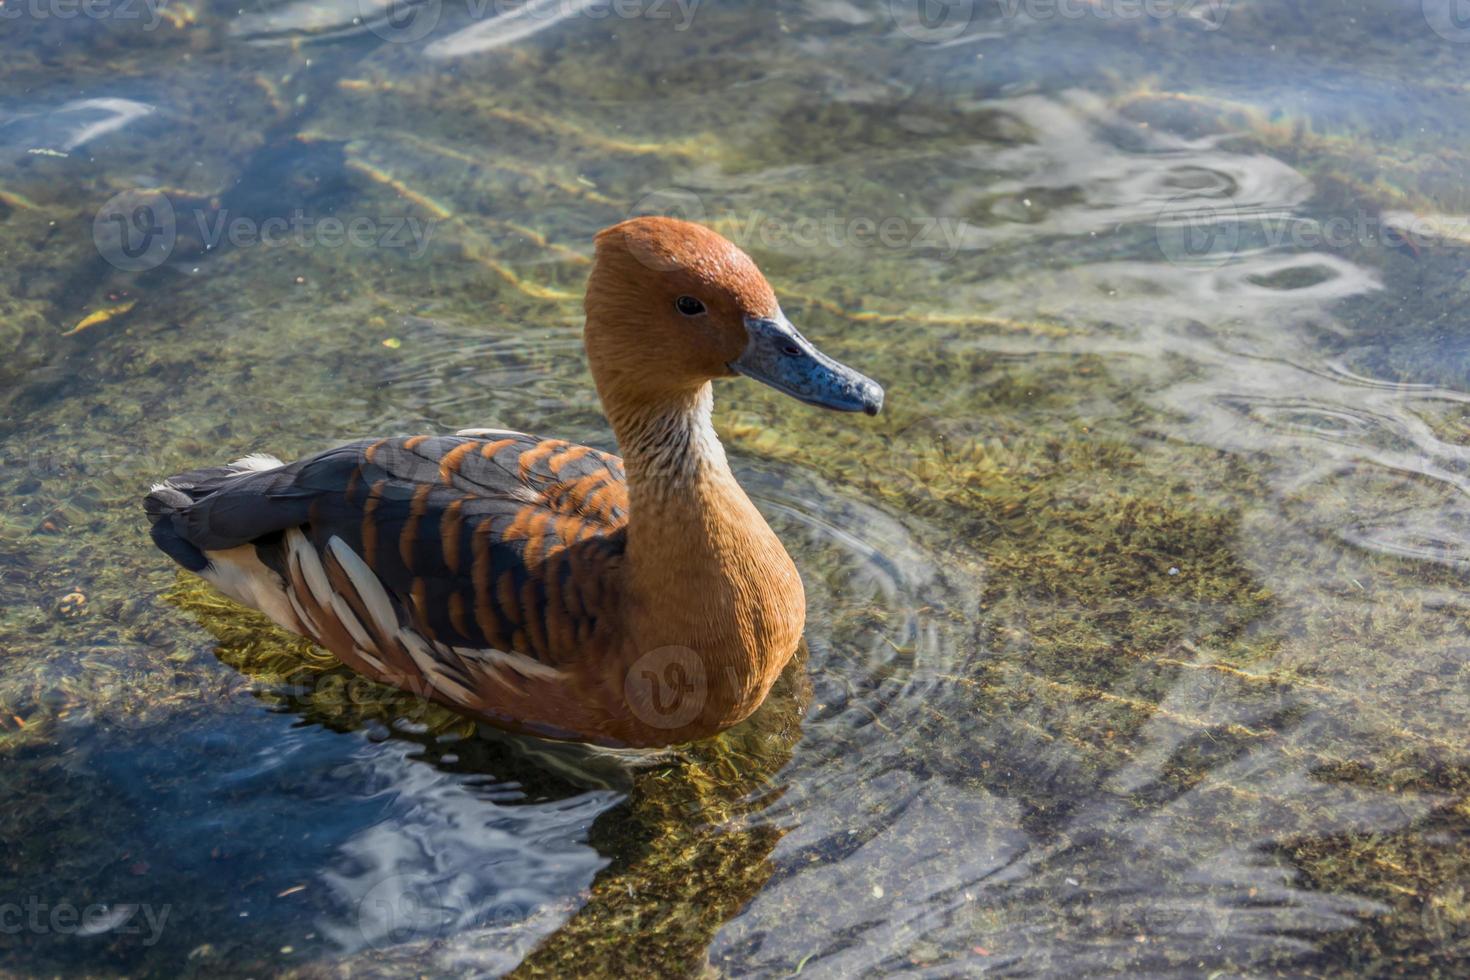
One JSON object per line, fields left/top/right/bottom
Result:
{"left": 145, "top": 217, "right": 884, "bottom": 747}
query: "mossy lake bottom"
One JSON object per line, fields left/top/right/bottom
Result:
{"left": 3, "top": 1, "right": 1470, "bottom": 976}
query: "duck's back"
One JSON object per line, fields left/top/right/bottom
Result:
{"left": 146, "top": 433, "right": 631, "bottom": 735}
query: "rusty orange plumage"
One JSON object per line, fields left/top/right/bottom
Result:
{"left": 145, "top": 217, "right": 883, "bottom": 747}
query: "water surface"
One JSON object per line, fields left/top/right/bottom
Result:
{"left": 2, "top": 1, "right": 1470, "bottom": 975}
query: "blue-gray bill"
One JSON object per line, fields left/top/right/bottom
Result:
{"left": 731, "top": 313, "right": 884, "bottom": 416}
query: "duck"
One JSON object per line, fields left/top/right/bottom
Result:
{"left": 144, "top": 217, "right": 884, "bottom": 748}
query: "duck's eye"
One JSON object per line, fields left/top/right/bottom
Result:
{"left": 675, "top": 295, "right": 707, "bottom": 317}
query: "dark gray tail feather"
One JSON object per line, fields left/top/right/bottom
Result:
{"left": 145, "top": 461, "right": 277, "bottom": 572}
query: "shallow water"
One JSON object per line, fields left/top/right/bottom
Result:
{"left": 2, "top": 0, "right": 1470, "bottom": 975}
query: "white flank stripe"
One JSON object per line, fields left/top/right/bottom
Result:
{"left": 229, "top": 453, "right": 284, "bottom": 472}
{"left": 286, "top": 530, "right": 334, "bottom": 609}
{"left": 329, "top": 593, "right": 375, "bottom": 651}
{"left": 453, "top": 645, "right": 562, "bottom": 683}
{"left": 286, "top": 587, "right": 320, "bottom": 637}
{"left": 353, "top": 648, "right": 390, "bottom": 677}
{"left": 326, "top": 537, "right": 401, "bottom": 641}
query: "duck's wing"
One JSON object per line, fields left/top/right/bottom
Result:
{"left": 148, "top": 434, "right": 629, "bottom": 719}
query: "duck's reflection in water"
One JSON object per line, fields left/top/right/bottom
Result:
{"left": 181, "top": 583, "right": 811, "bottom": 976}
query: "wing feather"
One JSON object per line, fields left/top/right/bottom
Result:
{"left": 155, "top": 434, "right": 628, "bottom": 680}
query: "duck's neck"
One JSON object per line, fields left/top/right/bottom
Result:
{"left": 602, "top": 383, "right": 805, "bottom": 730}
{"left": 605, "top": 383, "right": 730, "bottom": 491}
{"left": 605, "top": 384, "right": 766, "bottom": 597}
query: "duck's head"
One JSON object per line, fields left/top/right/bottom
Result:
{"left": 584, "top": 217, "right": 884, "bottom": 416}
